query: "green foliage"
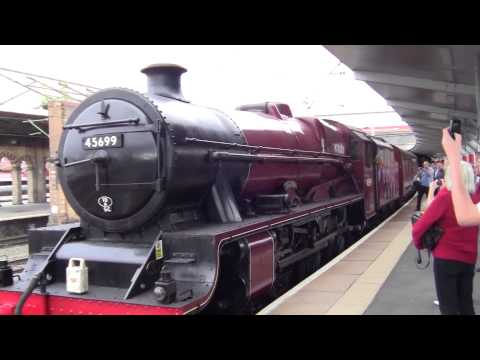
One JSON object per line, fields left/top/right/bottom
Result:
{"left": 40, "top": 96, "right": 49, "bottom": 110}
{"left": 40, "top": 83, "right": 74, "bottom": 109}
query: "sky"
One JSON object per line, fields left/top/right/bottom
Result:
{"left": 0, "top": 45, "right": 406, "bottom": 128}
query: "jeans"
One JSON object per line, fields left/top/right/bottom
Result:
{"left": 416, "top": 185, "right": 429, "bottom": 211}
{"left": 433, "top": 258, "right": 475, "bottom": 315}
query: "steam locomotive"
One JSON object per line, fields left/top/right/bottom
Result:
{"left": 0, "top": 64, "right": 417, "bottom": 315}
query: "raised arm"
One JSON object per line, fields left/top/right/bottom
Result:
{"left": 441, "top": 128, "right": 480, "bottom": 225}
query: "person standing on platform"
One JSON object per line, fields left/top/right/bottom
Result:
{"left": 433, "top": 160, "right": 445, "bottom": 197}
{"left": 416, "top": 161, "right": 434, "bottom": 211}
{"left": 443, "top": 132, "right": 480, "bottom": 282}
{"left": 461, "top": 157, "right": 480, "bottom": 274}
{"left": 412, "top": 160, "right": 480, "bottom": 315}
{"left": 434, "top": 160, "right": 445, "bottom": 181}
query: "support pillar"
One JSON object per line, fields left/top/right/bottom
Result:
{"left": 26, "top": 163, "right": 39, "bottom": 203}
{"left": 36, "top": 161, "right": 47, "bottom": 203}
{"left": 10, "top": 163, "right": 22, "bottom": 205}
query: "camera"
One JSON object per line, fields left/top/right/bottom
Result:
{"left": 449, "top": 118, "right": 461, "bottom": 139}
{"left": 436, "top": 179, "right": 443, "bottom": 186}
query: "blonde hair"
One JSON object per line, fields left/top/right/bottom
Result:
{"left": 444, "top": 160, "right": 476, "bottom": 194}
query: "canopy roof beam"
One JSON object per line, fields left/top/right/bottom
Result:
{"left": 403, "top": 116, "right": 449, "bottom": 126}
{"left": 406, "top": 122, "right": 446, "bottom": 130}
{"left": 413, "top": 134, "right": 441, "bottom": 141}
{"left": 387, "top": 100, "right": 478, "bottom": 120}
{"left": 413, "top": 135, "right": 443, "bottom": 142}
{"left": 405, "top": 117, "right": 478, "bottom": 136}
{"left": 355, "top": 71, "right": 476, "bottom": 95}
{"left": 22, "top": 119, "right": 49, "bottom": 137}
{"left": 467, "top": 140, "right": 480, "bottom": 152}
{"left": 413, "top": 130, "right": 476, "bottom": 144}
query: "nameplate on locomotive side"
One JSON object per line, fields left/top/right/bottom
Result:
{"left": 83, "top": 134, "right": 123, "bottom": 149}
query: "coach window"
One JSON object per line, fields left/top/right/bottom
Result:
{"left": 351, "top": 140, "right": 360, "bottom": 160}
{"left": 365, "top": 143, "right": 374, "bottom": 167}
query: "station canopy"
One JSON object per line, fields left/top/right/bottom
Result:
{"left": 0, "top": 66, "right": 100, "bottom": 140}
{"left": 325, "top": 45, "right": 480, "bottom": 157}
{"left": 0, "top": 110, "right": 48, "bottom": 138}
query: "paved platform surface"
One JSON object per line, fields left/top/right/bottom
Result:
{"left": 365, "top": 240, "right": 480, "bottom": 315}
{"left": 0, "top": 203, "right": 50, "bottom": 221}
{"left": 258, "top": 197, "right": 427, "bottom": 315}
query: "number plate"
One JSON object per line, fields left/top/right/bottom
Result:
{"left": 83, "top": 134, "right": 123, "bottom": 149}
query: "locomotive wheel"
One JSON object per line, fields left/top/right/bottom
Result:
{"left": 295, "top": 259, "right": 308, "bottom": 283}
{"left": 335, "top": 235, "right": 346, "bottom": 255}
{"left": 313, "top": 251, "right": 322, "bottom": 270}
{"left": 213, "top": 274, "right": 249, "bottom": 314}
{"left": 273, "top": 268, "right": 295, "bottom": 298}
{"left": 304, "top": 253, "right": 319, "bottom": 276}
{"left": 360, "top": 220, "right": 368, "bottom": 235}
{"left": 323, "top": 240, "right": 336, "bottom": 263}
{"left": 344, "top": 231, "right": 356, "bottom": 248}
{"left": 324, "top": 235, "right": 346, "bottom": 263}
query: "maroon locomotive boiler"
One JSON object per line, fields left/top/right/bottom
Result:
{"left": 0, "top": 64, "right": 416, "bottom": 315}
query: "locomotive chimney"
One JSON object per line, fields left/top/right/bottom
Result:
{"left": 141, "top": 63, "right": 188, "bottom": 102}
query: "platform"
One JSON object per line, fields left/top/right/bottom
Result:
{"left": 258, "top": 196, "right": 480, "bottom": 315}
{"left": 0, "top": 204, "right": 50, "bottom": 259}
{"left": 365, "top": 241, "right": 480, "bottom": 315}
{"left": 0, "top": 203, "right": 50, "bottom": 221}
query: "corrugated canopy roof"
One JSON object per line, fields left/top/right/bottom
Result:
{"left": 324, "top": 45, "right": 480, "bottom": 157}
{"left": 0, "top": 111, "right": 48, "bottom": 137}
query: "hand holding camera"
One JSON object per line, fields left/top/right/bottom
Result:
{"left": 448, "top": 118, "right": 461, "bottom": 140}
{"left": 441, "top": 119, "right": 462, "bottom": 165}
{"left": 430, "top": 178, "right": 443, "bottom": 190}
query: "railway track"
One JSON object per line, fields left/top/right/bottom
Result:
{"left": 0, "top": 235, "right": 29, "bottom": 273}
{"left": 0, "top": 235, "right": 28, "bottom": 248}
{"left": 9, "top": 257, "right": 28, "bottom": 273}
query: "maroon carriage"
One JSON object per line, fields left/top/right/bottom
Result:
{"left": 370, "top": 138, "right": 400, "bottom": 212}
{"left": 393, "top": 145, "right": 417, "bottom": 201}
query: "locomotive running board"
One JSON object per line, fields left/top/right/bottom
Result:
{"left": 163, "top": 192, "right": 364, "bottom": 314}
{"left": 0, "top": 193, "right": 364, "bottom": 314}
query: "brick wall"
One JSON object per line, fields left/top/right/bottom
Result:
{"left": 48, "top": 100, "right": 80, "bottom": 225}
